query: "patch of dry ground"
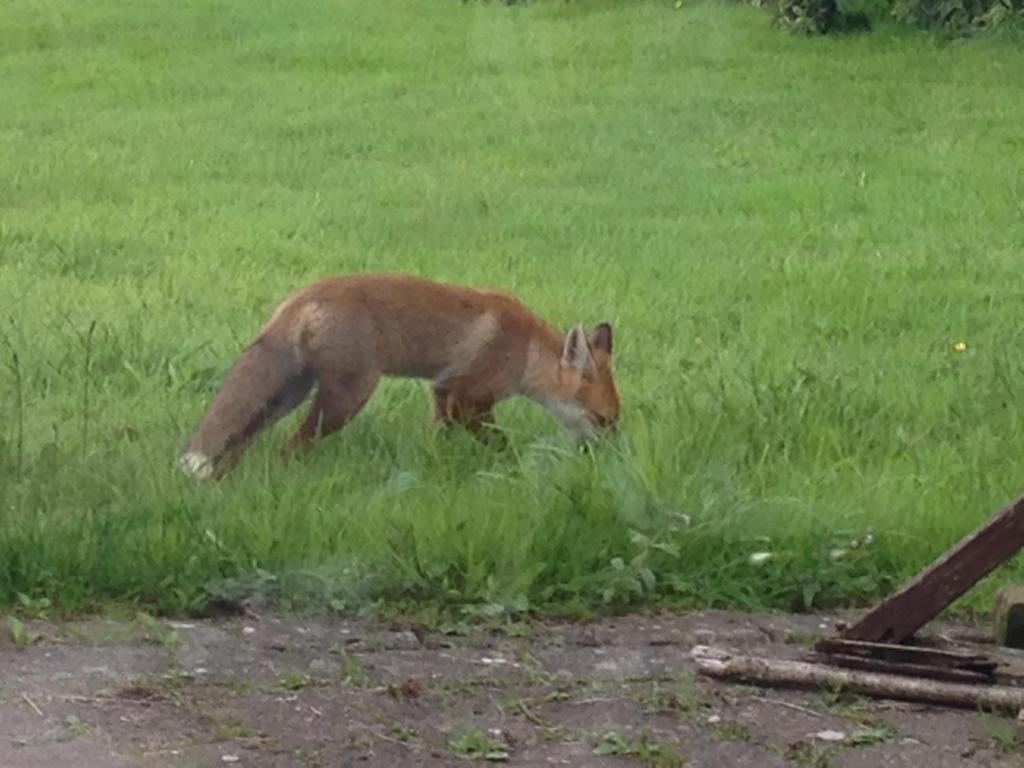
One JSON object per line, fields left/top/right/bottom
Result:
{"left": 1, "top": 610, "right": 1021, "bottom": 767}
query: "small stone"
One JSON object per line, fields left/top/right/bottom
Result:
{"left": 693, "top": 629, "right": 717, "bottom": 644}
{"left": 242, "top": 626, "right": 256, "bottom": 636}
{"left": 222, "top": 756, "right": 240, "bottom": 764}
{"left": 813, "top": 730, "right": 846, "bottom": 742}
{"left": 576, "top": 628, "right": 601, "bottom": 647}
{"left": 389, "top": 630, "right": 421, "bottom": 651}
{"left": 552, "top": 670, "right": 575, "bottom": 687}
{"left": 480, "top": 656, "right": 510, "bottom": 666}
{"left": 707, "top": 714, "right": 721, "bottom": 724}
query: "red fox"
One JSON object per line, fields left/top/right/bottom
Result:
{"left": 178, "top": 272, "right": 620, "bottom": 479}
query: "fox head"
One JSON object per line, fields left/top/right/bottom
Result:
{"left": 553, "top": 321, "right": 620, "bottom": 439}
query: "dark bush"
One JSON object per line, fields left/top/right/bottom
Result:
{"left": 891, "top": 0, "right": 1024, "bottom": 33}
{"left": 757, "top": 0, "right": 1021, "bottom": 34}
{"left": 774, "top": 0, "right": 872, "bottom": 33}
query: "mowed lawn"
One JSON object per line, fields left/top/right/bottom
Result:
{"left": 2, "top": 0, "right": 1024, "bottom": 617}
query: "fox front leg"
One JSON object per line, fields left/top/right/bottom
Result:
{"left": 430, "top": 386, "right": 506, "bottom": 447}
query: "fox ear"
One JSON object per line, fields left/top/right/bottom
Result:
{"left": 562, "top": 323, "right": 593, "bottom": 370}
{"left": 590, "top": 322, "right": 613, "bottom": 354}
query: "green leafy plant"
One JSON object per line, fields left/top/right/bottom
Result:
{"left": 711, "top": 720, "right": 753, "bottom": 742}
{"left": 786, "top": 742, "right": 840, "bottom": 768}
{"left": 849, "top": 725, "right": 895, "bottom": 746}
{"left": 16, "top": 593, "right": 51, "bottom": 619}
{"left": 593, "top": 730, "right": 683, "bottom": 767}
{"left": 6, "top": 616, "right": 40, "bottom": 647}
{"left": 448, "top": 726, "right": 511, "bottom": 761}
{"left": 643, "top": 676, "right": 708, "bottom": 718}
{"left": 277, "top": 670, "right": 318, "bottom": 691}
{"left": 339, "top": 653, "right": 371, "bottom": 687}
{"left": 210, "top": 717, "right": 254, "bottom": 741}
{"left": 983, "top": 713, "right": 1024, "bottom": 753}
{"left": 133, "top": 612, "right": 179, "bottom": 650}
{"left": 62, "top": 715, "right": 92, "bottom": 740}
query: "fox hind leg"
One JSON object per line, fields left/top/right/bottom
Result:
{"left": 282, "top": 368, "right": 381, "bottom": 455}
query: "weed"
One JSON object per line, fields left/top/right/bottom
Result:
{"left": 134, "top": 612, "right": 179, "bottom": 651}
{"left": 504, "top": 621, "right": 530, "bottom": 638}
{"left": 818, "top": 687, "right": 885, "bottom": 727}
{"left": 338, "top": 653, "right": 371, "bottom": 687}
{"left": 210, "top": 717, "right": 255, "bottom": 741}
{"left": 983, "top": 713, "right": 1023, "bottom": 753}
{"left": 387, "top": 679, "right": 423, "bottom": 699}
{"left": 111, "top": 676, "right": 187, "bottom": 706}
{"left": 448, "top": 725, "right": 511, "bottom": 761}
{"left": 15, "top": 593, "right": 51, "bottom": 620}
{"left": 643, "top": 675, "right": 707, "bottom": 718}
{"left": 388, "top": 724, "right": 417, "bottom": 742}
{"left": 538, "top": 725, "right": 567, "bottom": 742}
{"left": 6, "top": 616, "right": 40, "bottom": 647}
{"left": 593, "top": 729, "right": 684, "bottom": 767}
{"left": 711, "top": 720, "right": 753, "bottom": 742}
{"left": 277, "top": 671, "right": 318, "bottom": 691}
{"left": 787, "top": 630, "right": 821, "bottom": 647}
{"left": 62, "top": 715, "right": 92, "bottom": 739}
{"left": 294, "top": 746, "right": 324, "bottom": 767}
{"left": 229, "top": 676, "right": 257, "bottom": 695}
{"left": 848, "top": 724, "right": 895, "bottom": 746}
{"left": 786, "top": 742, "right": 840, "bottom": 768}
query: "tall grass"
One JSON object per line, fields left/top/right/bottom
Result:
{"left": 2, "top": 0, "right": 1024, "bottom": 618}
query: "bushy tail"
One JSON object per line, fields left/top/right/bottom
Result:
{"left": 179, "top": 333, "right": 314, "bottom": 479}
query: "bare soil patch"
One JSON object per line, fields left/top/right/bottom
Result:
{"left": 1, "top": 609, "right": 1020, "bottom": 767}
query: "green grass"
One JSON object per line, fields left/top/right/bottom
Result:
{"left": 2, "top": 0, "right": 1024, "bottom": 619}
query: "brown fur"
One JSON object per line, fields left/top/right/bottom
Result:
{"left": 179, "top": 272, "right": 619, "bottom": 478}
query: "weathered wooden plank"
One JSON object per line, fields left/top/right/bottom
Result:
{"left": 813, "top": 638, "right": 997, "bottom": 676}
{"left": 809, "top": 654, "right": 994, "bottom": 684}
{"left": 843, "top": 494, "right": 1024, "bottom": 644}
{"left": 692, "top": 645, "right": 1024, "bottom": 714}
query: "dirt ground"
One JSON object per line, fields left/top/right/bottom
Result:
{"left": 2, "top": 608, "right": 1022, "bottom": 767}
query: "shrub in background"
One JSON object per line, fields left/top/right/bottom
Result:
{"left": 891, "top": 0, "right": 1023, "bottom": 34}
{"left": 748, "top": 0, "right": 1021, "bottom": 34}
{"left": 774, "top": 0, "right": 872, "bottom": 33}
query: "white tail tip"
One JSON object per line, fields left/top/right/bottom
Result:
{"left": 178, "top": 451, "right": 214, "bottom": 480}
